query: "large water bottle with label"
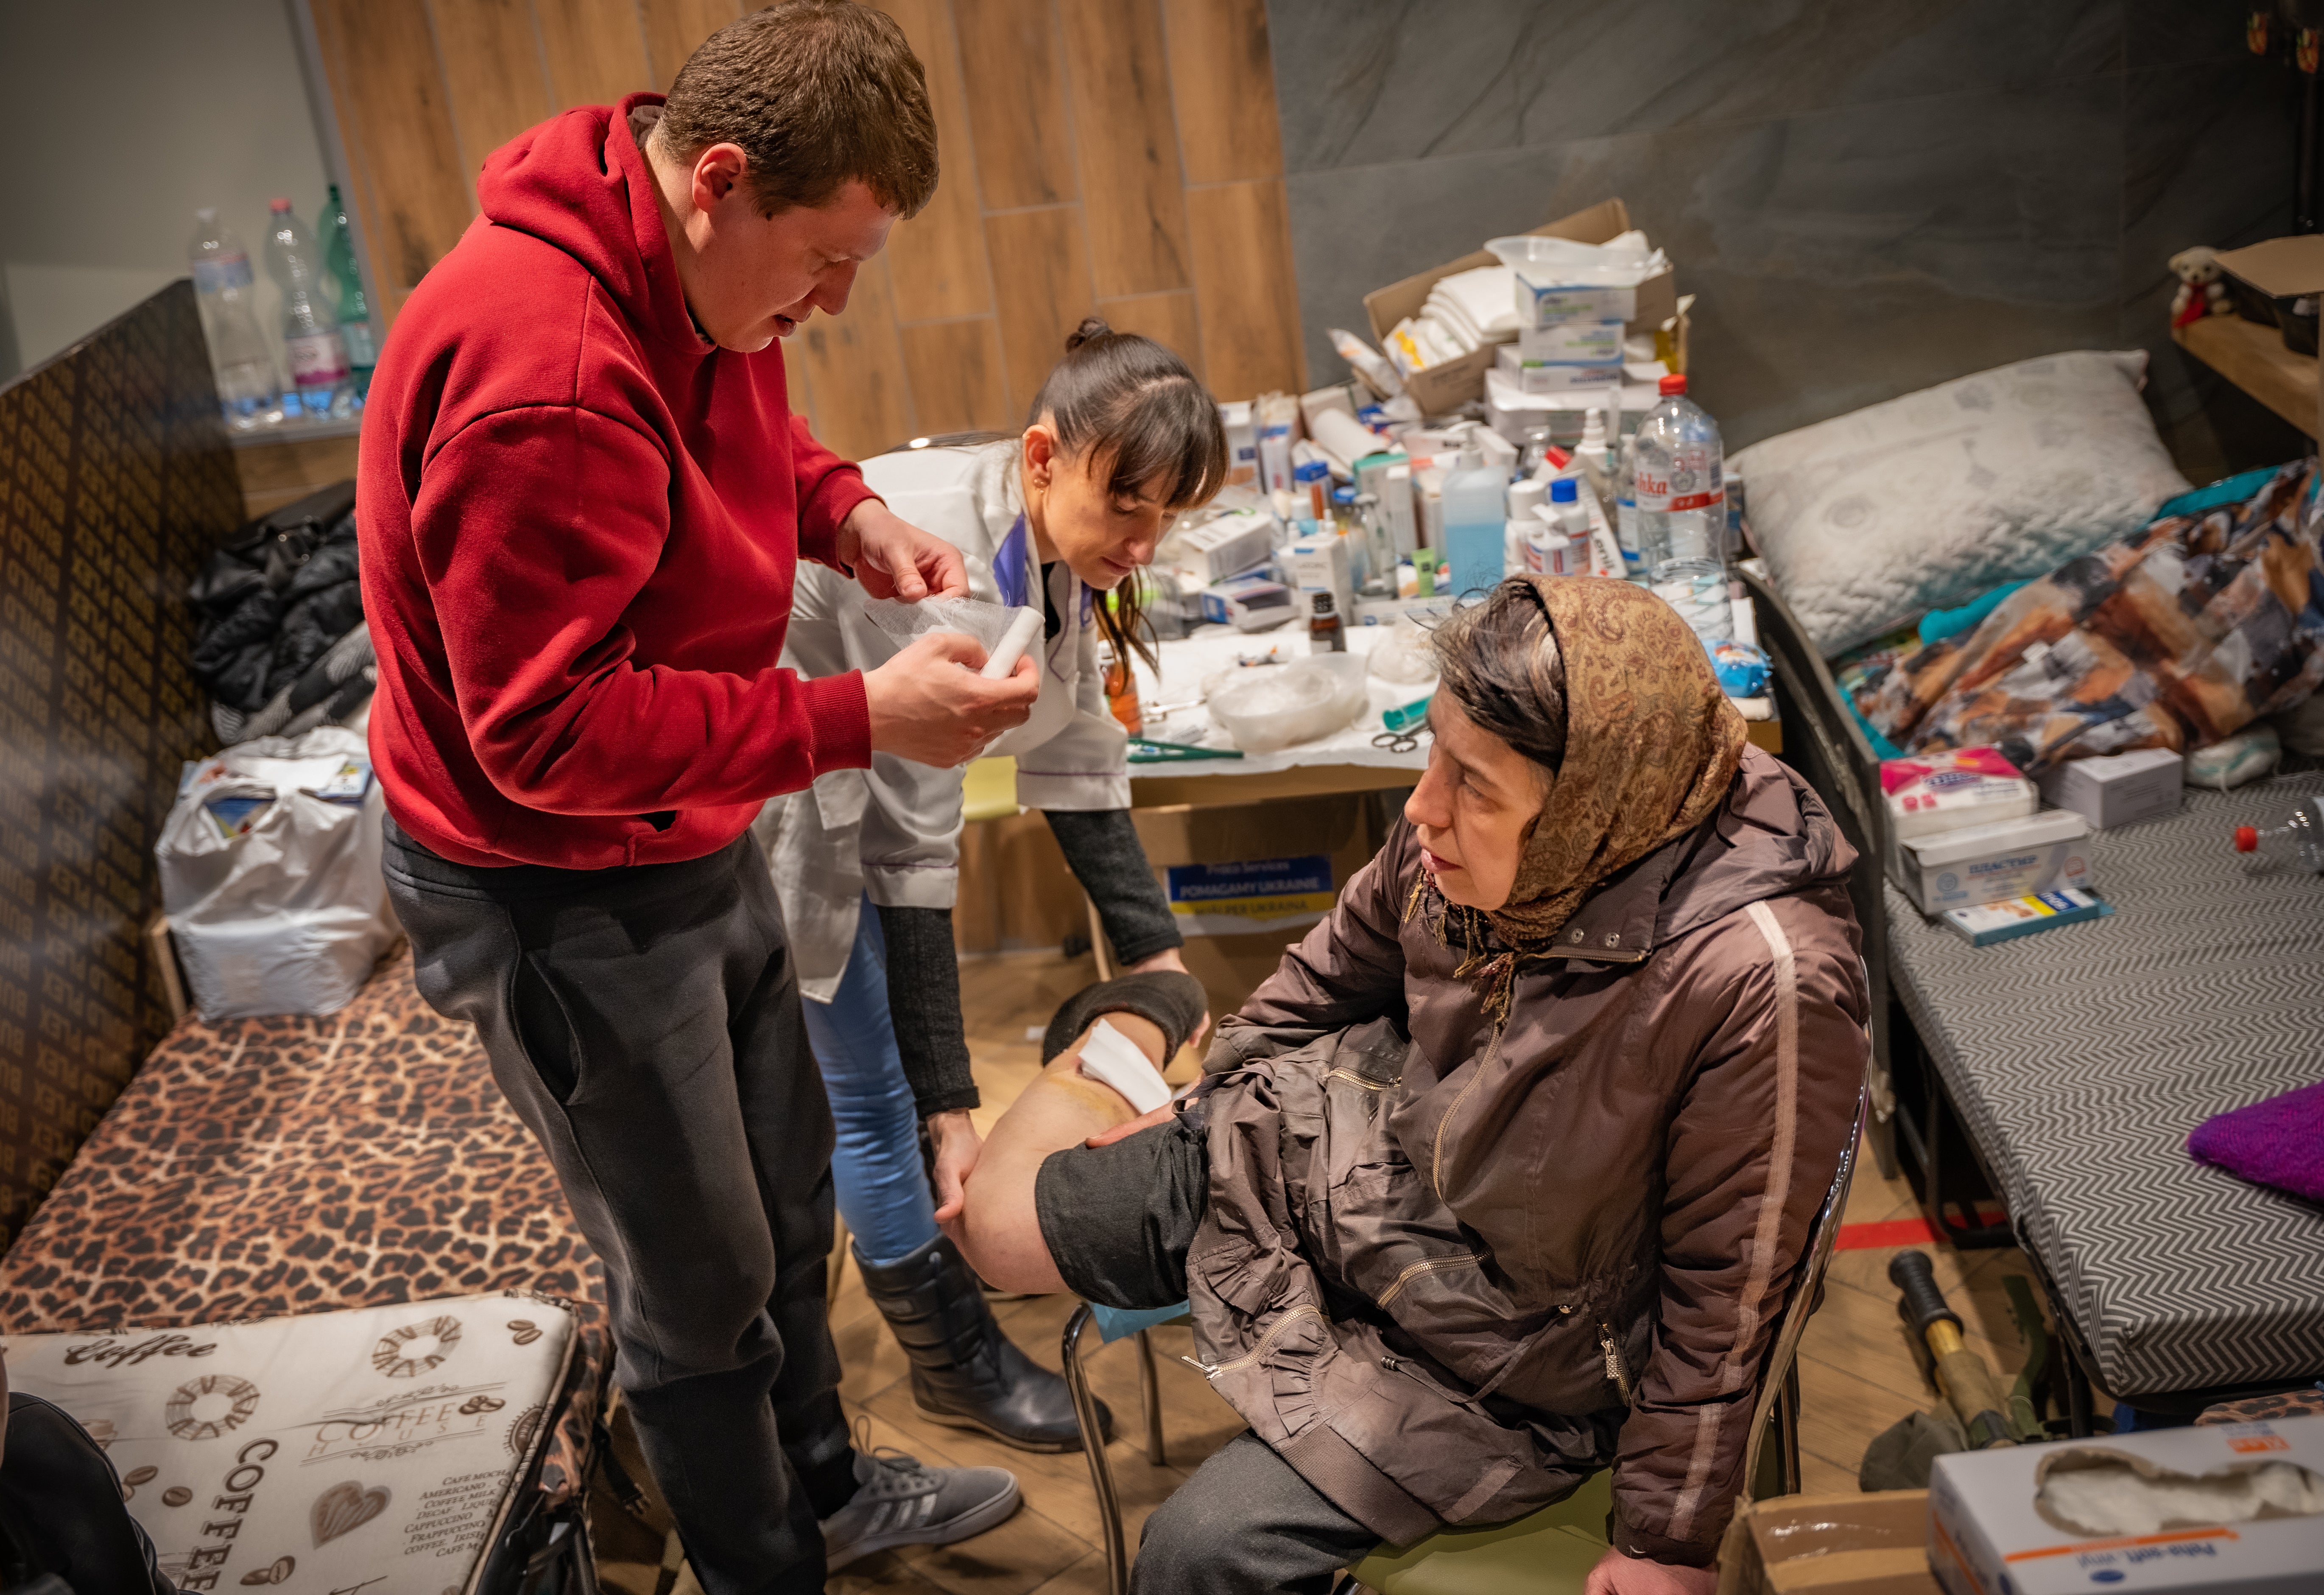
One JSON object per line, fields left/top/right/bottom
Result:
{"left": 1441, "top": 431, "right": 1509, "bottom": 600}
{"left": 320, "top": 185, "right": 376, "bottom": 400}
{"left": 1633, "top": 374, "right": 1729, "bottom": 639}
{"left": 265, "top": 199, "right": 354, "bottom": 419}
{"left": 187, "top": 209, "right": 282, "bottom": 431}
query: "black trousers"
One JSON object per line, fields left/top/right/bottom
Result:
{"left": 383, "top": 822, "right": 854, "bottom": 1595}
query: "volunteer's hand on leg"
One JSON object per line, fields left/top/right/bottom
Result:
{"left": 840, "top": 499, "right": 969, "bottom": 602}
{"left": 944, "top": 1013, "right": 1166, "bottom": 1294}
{"left": 927, "top": 1109, "right": 981, "bottom": 1226}
{"left": 1584, "top": 1549, "right": 1718, "bottom": 1595}
{"left": 865, "top": 632, "right": 1039, "bottom": 767}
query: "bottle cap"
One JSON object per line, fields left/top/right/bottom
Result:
{"left": 1549, "top": 478, "right": 1579, "bottom": 502}
{"left": 1332, "top": 485, "right": 1355, "bottom": 505}
{"left": 271, "top": 197, "right": 292, "bottom": 211}
{"left": 2234, "top": 825, "right": 2259, "bottom": 853}
{"left": 1658, "top": 374, "right": 1687, "bottom": 396}
{"left": 1310, "top": 591, "right": 1336, "bottom": 614}
{"left": 196, "top": 206, "right": 218, "bottom": 224}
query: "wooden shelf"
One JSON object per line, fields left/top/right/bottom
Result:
{"left": 2173, "top": 313, "right": 2318, "bottom": 437}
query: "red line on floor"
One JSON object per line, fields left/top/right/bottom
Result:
{"left": 1834, "top": 1216, "right": 1941, "bottom": 1251}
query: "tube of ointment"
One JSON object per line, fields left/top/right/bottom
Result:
{"left": 979, "top": 608, "right": 1044, "bottom": 680}
{"left": 1075, "top": 1017, "right": 1172, "bottom": 1114}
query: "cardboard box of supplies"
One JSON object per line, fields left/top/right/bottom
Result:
{"left": 1363, "top": 198, "right": 1678, "bottom": 416}
{"left": 1131, "top": 794, "right": 1378, "bottom": 1020}
{"left": 1716, "top": 1489, "right": 1940, "bottom": 1595}
{"left": 1928, "top": 1415, "right": 2324, "bottom": 1595}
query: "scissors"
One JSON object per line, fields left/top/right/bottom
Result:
{"left": 1371, "top": 726, "right": 1426, "bottom": 755}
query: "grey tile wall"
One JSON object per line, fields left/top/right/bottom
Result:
{"left": 1271, "top": 0, "right": 2305, "bottom": 475}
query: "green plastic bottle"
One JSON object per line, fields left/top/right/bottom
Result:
{"left": 320, "top": 184, "right": 376, "bottom": 398}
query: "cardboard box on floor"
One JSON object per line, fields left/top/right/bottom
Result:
{"left": 1717, "top": 1490, "right": 1941, "bottom": 1595}
{"left": 1363, "top": 198, "right": 1679, "bottom": 417}
{"left": 1130, "top": 792, "right": 1378, "bottom": 1021}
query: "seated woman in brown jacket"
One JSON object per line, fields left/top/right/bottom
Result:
{"left": 950, "top": 575, "right": 1870, "bottom": 1595}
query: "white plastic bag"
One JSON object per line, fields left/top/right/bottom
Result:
{"left": 157, "top": 726, "right": 400, "bottom": 1019}
{"left": 861, "top": 595, "right": 1041, "bottom": 665}
{"left": 1366, "top": 616, "right": 1440, "bottom": 686}
{"left": 1204, "top": 654, "right": 1370, "bottom": 753}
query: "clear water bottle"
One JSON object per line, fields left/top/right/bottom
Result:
{"left": 265, "top": 198, "right": 354, "bottom": 419}
{"left": 2233, "top": 796, "right": 2324, "bottom": 873}
{"left": 319, "top": 184, "right": 375, "bottom": 400}
{"left": 187, "top": 209, "right": 282, "bottom": 431}
{"left": 1634, "top": 373, "right": 1730, "bottom": 640}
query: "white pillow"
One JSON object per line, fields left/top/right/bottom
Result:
{"left": 1732, "top": 351, "right": 2190, "bottom": 656}
{"left": 5, "top": 1292, "right": 574, "bottom": 1594}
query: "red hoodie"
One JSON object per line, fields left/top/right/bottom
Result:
{"left": 358, "top": 93, "right": 876, "bottom": 870}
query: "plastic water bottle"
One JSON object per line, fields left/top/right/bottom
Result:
{"left": 2233, "top": 796, "right": 2324, "bottom": 873}
{"left": 187, "top": 209, "right": 282, "bottom": 431}
{"left": 265, "top": 199, "right": 354, "bottom": 419}
{"left": 1634, "top": 373, "right": 1729, "bottom": 639}
{"left": 1441, "top": 432, "right": 1509, "bottom": 599}
{"left": 319, "top": 184, "right": 375, "bottom": 400}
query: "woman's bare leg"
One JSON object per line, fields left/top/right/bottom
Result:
{"left": 947, "top": 1012, "right": 1168, "bottom": 1295}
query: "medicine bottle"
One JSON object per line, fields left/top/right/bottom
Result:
{"left": 1308, "top": 590, "right": 1346, "bottom": 654}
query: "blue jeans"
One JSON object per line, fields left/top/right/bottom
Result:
{"left": 802, "top": 898, "right": 941, "bottom": 1269}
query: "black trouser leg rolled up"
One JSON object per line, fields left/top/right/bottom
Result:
{"left": 383, "top": 825, "right": 854, "bottom": 1595}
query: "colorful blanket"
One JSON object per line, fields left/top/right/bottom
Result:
{"left": 1858, "top": 461, "right": 2322, "bottom": 772}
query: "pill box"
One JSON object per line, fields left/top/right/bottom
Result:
{"left": 1941, "top": 888, "right": 2114, "bottom": 946}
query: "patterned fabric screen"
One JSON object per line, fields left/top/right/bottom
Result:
{"left": 0, "top": 280, "right": 243, "bottom": 1248}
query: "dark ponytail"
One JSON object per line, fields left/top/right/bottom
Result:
{"left": 1031, "top": 317, "right": 1227, "bottom": 670}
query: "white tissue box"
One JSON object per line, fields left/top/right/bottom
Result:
{"left": 1494, "top": 344, "right": 1627, "bottom": 393}
{"left": 1899, "top": 809, "right": 2093, "bottom": 915}
{"left": 1513, "top": 276, "right": 1637, "bottom": 327}
{"left": 1929, "top": 1414, "right": 2324, "bottom": 1595}
{"left": 2036, "top": 747, "right": 2184, "bottom": 829}
{"left": 1518, "top": 320, "right": 1626, "bottom": 364}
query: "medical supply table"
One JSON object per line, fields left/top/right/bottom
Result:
{"left": 1121, "top": 619, "right": 1779, "bottom": 808}
{"left": 1882, "top": 772, "right": 2324, "bottom": 1417}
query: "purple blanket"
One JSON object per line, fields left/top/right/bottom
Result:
{"left": 2188, "top": 1080, "right": 2324, "bottom": 1203}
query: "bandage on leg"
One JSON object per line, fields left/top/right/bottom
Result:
{"left": 1073, "top": 1017, "right": 1173, "bottom": 1114}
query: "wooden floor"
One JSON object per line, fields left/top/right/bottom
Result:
{"left": 598, "top": 947, "right": 2061, "bottom": 1592}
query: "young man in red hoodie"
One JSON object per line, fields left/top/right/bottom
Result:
{"left": 356, "top": 5, "right": 1038, "bottom": 1588}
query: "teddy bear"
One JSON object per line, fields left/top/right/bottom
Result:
{"left": 2170, "top": 246, "right": 2233, "bottom": 329}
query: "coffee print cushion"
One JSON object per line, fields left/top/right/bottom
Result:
{"left": 3, "top": 1290, "right": 574, "bottom": 1593}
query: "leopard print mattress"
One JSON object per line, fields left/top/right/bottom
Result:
{"left": 0, "top": 946, "right": 610, "bottom": 1507}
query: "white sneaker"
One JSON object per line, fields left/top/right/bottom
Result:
{"left": 818, "top": 1429, "right": 1020, "bottom": 1572}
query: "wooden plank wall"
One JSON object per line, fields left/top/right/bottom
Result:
{"left": 304, "top": 0, "right": 1303, "bottom": 463}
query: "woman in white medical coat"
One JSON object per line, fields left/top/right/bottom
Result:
{"left": 758, "top": 319, "right": 1226, "bottom": 1450}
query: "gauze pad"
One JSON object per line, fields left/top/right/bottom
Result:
{"left": 1075, "top": 1018, "right": 1172, "bottom": 1114}
{"left": 862, "top": 595, "right": 1042, "bottom": 668}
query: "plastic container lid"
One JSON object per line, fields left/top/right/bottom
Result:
{"left": 1331, "top": 484, "right": 1356, "bottom": 505}
{"left": 2234, "top": 825, "right": 2259, "bottom": 852}
{"left": 1549, "top": 478, "right": 1579, "bottom": 502}
{"left": 1658, "top": 374, "right": 1687, "bottom": 396}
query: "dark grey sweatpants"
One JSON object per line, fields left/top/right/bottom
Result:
{"left": 383, "top": 822, "right": 853, "bottom": 1595}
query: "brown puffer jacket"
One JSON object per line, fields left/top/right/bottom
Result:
{"left": 1187, "top": 747, "right": 1868, "bottom": 1565}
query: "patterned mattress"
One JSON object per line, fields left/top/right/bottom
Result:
{"left": 0, "top": 946, "right": 611, "bottom": 1510}
{"left": 1885, "top": 773, "right": 2324, "bottom": 1398}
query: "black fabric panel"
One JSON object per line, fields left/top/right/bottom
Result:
{"left": 873, "top": 903, "right": 980, "bottom": 1116}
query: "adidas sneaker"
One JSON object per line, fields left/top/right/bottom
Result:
{"left": 818, "top": 1437, "right": 1020, "bottom": 1571}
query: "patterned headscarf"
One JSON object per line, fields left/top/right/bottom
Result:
{"left": 1439, "top": 576, "right": 1748, "bottom": 957}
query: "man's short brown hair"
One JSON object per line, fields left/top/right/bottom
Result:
{"left": 656, "top": 0, "right": 938, "bottom": 218}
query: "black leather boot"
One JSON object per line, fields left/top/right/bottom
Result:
{"left": 855, "top": 1235, "right": 1111, "bottom": 1453}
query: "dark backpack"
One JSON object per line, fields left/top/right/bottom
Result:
{"left": 0, "top": 1394, "right": 176, "bottom": 1595}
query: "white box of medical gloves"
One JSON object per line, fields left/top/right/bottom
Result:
{"left": 1927, "top": 1415, "right": 2324, "bottom": 1595}
{"left": 1899, "top": 809, "right": 2093, "bottom": 914}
